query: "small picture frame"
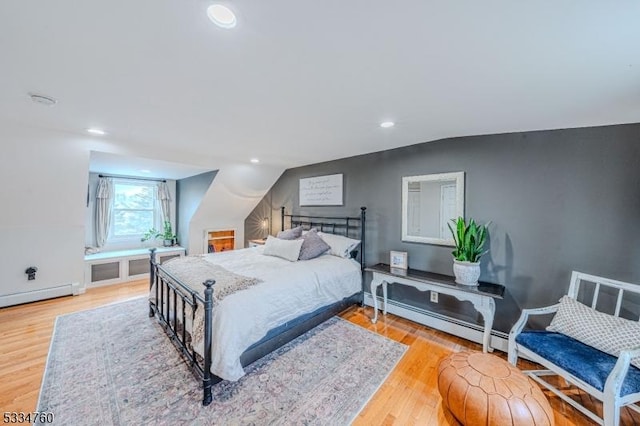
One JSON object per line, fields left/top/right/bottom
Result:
{"left": 390, "top": 251, "right": 408, "bottom": 270}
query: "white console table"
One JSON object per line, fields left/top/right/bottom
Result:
{"left": 366, "top": 263, "right": 505, "bottom": 353}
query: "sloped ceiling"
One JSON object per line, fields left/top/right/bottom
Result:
{"left": 89, "top": 151, "right": 214, "bottom": 180}
{"left": 1, "top": 1, "right": 639, "bottom": 170}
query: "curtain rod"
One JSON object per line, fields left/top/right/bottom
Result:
{"left": 98, "top": 174, "right": 167, "bottom": 183}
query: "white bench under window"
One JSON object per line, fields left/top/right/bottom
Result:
{"left": 84, "top": 246, "right": 185, "bottom": 288}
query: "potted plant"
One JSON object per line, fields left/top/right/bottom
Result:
{"left": 447, "top": 217, "right": 490, "bottom": 286}
{"left": 162, "top": 221, "right": 176, "bottom": 247}
{"left": 141, "top": 228, "right": 162, "bottom": 247}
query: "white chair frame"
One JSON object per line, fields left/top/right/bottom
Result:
{"left": 508, "top": 271, "right": 640, "bottom": 426}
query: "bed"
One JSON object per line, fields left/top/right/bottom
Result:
{"left": 148, "top": 207, "right": 367, "bottom": 405}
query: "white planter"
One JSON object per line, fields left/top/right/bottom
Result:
{"left": 453, "top": 259, "right": 481, "bottom": 286}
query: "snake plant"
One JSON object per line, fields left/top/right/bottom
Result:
{"left": 448, "top": 217, "right": 490, "bottom": 263}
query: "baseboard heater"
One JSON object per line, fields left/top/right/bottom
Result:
{"left": 0, "top": 282, "right": 80, "bottom": 308}
{"left": 363, "top": 293, "right": 509, "bottom": 352}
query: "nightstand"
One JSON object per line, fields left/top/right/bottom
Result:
{"left": 248, "top": 239, "right": 267, "bottom": 248}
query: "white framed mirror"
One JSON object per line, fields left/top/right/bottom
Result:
{"left": 402, "top": 171, "right": 465, "bottom": 246}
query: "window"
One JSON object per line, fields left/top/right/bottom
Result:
{"left": 110, "top": 180, "right": 158, "bottom": 240}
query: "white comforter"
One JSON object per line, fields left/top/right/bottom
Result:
{"left": 192, "top": 247, "right": 361, "bottom": 381}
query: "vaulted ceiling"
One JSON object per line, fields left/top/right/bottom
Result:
{"left": 1, "top": 1, "right": 639, "bottom": 170}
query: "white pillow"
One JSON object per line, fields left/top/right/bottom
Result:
{"left": 317, "top": 232, "right": 361, "bottom": 258}
{"left": 547, "top": 296, "right": 640, "bottom": 369}
{"left": 262, "top": 236, "right": 303, "bottom": 262}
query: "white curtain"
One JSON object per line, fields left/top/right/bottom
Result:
{"left": 157, "top": 181, "right": 171, "bottom": 226}
{"left": 95, "top": 177, "right": 114, "bottom": 247}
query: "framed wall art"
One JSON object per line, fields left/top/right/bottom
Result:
{"left": 299, "top": 173, "right": 343, "bottom": 206}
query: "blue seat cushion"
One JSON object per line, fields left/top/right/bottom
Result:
{"left": 516, "top": 330, "right": 640, "bottom": 397}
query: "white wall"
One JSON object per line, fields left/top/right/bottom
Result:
{"left": 0, "top": 123, "right": 88, "bottom": 302}
{"left": 189, "top": 163, "right": 283, "bottom": 254}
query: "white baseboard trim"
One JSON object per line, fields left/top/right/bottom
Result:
{"left": 0, "top": 282, "right": 80, "bottom": 308}
{"left": 364, "top": 293, "right": 509, "bottom": 353}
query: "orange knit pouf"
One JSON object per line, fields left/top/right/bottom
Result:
{"left": 437, "top": 351, "right": 554, "bottom": 426}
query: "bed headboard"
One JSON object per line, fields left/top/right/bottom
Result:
{"left": 280, "top": 206, "right": 367, "bottom": 271}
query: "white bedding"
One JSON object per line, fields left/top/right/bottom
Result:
{"left": 181, "top": 246, "right": 361, "bottom": 381}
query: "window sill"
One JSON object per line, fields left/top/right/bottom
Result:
{"left": 84, "top": 246, "right": 185, "bottom": 262}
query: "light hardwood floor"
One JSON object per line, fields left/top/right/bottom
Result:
{"left": 1, "top": 280, "right": 638, "bottom": 425}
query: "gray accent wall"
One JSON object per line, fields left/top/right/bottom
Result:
{"left": 176, "top": 171, "right": 217, "bottom": 254}
{"left": 245, "top": 123, "right": 640, "bottom": 333}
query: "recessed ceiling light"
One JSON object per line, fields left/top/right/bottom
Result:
{"left": 250, "top": 158, "right": 260, "bottom": 164}
{"left": 140, "top": 169, "right": 151, "bottom": 174}
{"left": 380, "top": 121, "right": 395, "bottom": 128}
{"left": 29, "top": 93, "right": 57, "bottom": 106}
{"left": 87, "top": 128, "right": 107, "bottom": 136}
{"left": 207, "top": 4, "right": 237, "bottom": 28}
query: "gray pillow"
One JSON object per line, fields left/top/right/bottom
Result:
{"left": 298, "top": 229, "right": 331, "bottom": 260}
{"left": 277, "top": 226, "right": 303, "bottom": 240}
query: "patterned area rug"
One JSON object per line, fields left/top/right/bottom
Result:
{"left": 37, "top": 298, "right": 407, "bottom": 425}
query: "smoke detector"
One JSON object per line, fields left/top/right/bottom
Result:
{"left": 29, "top": 93, "right": 57, "bottom": 106}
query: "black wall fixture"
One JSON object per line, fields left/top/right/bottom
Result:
{"left": 25, "top": 266, "right": 38, "bottom": 280}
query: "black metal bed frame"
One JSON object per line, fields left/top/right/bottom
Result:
{"left": 148, "top": 207, "right": 367, "bottom": 406}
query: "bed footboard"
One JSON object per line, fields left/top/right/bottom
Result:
{"left": 148, "top": 248, "right": 216, "bottom": 406}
